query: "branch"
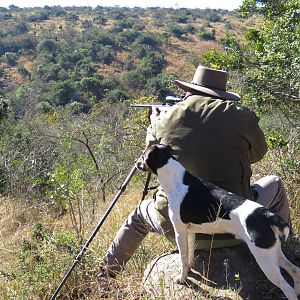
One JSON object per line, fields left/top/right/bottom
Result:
{"left": 72, "top": 131, "right": 100, "bottom": 172}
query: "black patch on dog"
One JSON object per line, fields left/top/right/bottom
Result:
{"left": 180, "top": 172, "right": 245, "bottom": 224}
{"left": 144, "top": 145, "right": 173, "bottom": 174}
{"left": 246, "top": 207, "right": 277, "bottom": 248}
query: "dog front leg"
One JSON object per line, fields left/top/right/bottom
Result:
{"left": 174, "top": 229, "right": 189, "bottom": 284}
{"left": 188, "top": 231, "right": 195, "bottom": 270}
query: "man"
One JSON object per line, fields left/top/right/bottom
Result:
{"left": 99, "top": 65, "right": 291, "bottom": 278}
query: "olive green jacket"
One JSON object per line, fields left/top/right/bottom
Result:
{"left": 146, "top": 95, "right": 268, "bottom": 248}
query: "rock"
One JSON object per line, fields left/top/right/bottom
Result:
{"left": 142, "top": 244, "right": 295, "bottom": 299}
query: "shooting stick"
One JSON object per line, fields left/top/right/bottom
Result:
{"left": 50, "top": 164, "right": 140, "bottom": 299}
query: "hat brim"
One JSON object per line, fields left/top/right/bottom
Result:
{"left": 175, "top": 80, "right": 241, "bottom": 101}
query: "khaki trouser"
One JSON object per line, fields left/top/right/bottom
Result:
{"left": 102, "top": 175, "right": 291, "bottom": 273}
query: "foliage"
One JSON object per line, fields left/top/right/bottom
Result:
{"left": 196, "top": 29, "right": 216, "bottom": 41}
{"left": 202, "top": 0, "right": 300, "bottom": 117}
{"left": 6, "top": 223, "right": 80, "bottom": 299}
{"left": 0, "top": 96, "right": 8, "bottom": 120}
{"left": 0, "top": 5, "right": 299, "bottom": 299}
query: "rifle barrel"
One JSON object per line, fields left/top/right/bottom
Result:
{"left": 130, "top": 104, "right": 174, "bottom": 110}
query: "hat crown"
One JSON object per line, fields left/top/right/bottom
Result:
{"left": 192, "top": 66, "right": 228, "bottom": 91}
{"left": 174, "top": 64, "right": 240, "bottom": 101}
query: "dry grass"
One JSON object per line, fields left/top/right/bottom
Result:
{"left": 0, "top": 187, "right": 174, "bottom": 300}
{"left": 18, "top": 54, "right": 36, "bottom": 73}
{"left": 0, "top": 157, "right": 298, "bottom": 300}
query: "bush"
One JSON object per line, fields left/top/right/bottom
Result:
{"left": 168, "top": 24, "right": 186, "bottom": 38}
{"left": 0, "top": 96, "right": 8, "bottom": 120}
{"left": 17, "top": 64, "right": 30, "bottom": 77}
{"left": 3, "top": 52, "right": 17, "bottom": 66}
{"left": 99, "top": 45, "right": 115, "bottom": 65}
{"left": 133, "top": 31, "right": 162, "bottom": 49}
{"left": 144, "top": 73, "right": 177, "bottom": 99}
{"left": 35, "top": 101, "right": 53, "bottom": 113}
{"left": 25, "top": 10, "right": 50, "bottom": 22}
{"left": 0, "top": 35, "right": 37, "bottom": 56}
{"left": 37, "top": 39, "right": 58, "bottom": 54}
{"left": 105, "top": 89, "right": 131, "bottom": 102}
{"left": 196, "top": 29, "right": 216, "bottom": 41}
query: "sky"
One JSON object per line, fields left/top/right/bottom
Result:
{"left": 1, "top": 0, "right": 244, "bottom": 11}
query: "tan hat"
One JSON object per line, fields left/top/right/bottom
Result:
{"left": 175, "top": 65, "right": 240, "bottom": 101}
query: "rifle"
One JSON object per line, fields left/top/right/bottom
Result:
{"left": 130, "top": 96, "right": 182, "bottom": 111}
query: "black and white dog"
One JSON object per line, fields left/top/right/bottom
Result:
{"left": 137, "top": 144, "right": 300, "bottom": 300}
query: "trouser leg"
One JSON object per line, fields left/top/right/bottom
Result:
{"left": 252, "top": 175, "right": 291, "bottom": 227}
{"left": 102, "top": 199, "right": 163, "bottom": 273}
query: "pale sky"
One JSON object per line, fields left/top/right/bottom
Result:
{"left": 1, "top": 0, "right": 244, "bottom": 10}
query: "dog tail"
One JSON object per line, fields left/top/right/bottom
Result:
{"left": 267, "top": 212, "right": 290, "bottom": 241}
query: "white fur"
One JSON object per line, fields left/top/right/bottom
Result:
{"left": 156, "top": 157, "right": 300, "bottom": 300}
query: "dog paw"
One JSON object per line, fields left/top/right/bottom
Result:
{"left": 176, "top": 276, "right": 187, "bottom": 285}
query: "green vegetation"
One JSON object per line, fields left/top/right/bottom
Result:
{"left": 0, "top": 1, "right": 299, "bottom": 299}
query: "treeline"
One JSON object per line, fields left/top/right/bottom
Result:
{"left": 0, "top": 5, "right": 242, "bottom": 116}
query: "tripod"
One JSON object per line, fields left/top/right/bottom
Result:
{"left": 50, "top": 165, "right": 152, "bottom": 299}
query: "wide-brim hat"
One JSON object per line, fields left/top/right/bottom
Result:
{"left": 175, "top": 65, "right": 240, "bottom": 101}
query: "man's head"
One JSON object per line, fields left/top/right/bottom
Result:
{"left": 175, "top": 65, "right": 240, "bottom": 101}
{"left": 136, "top": 144, "right": 173, "bottom": 174}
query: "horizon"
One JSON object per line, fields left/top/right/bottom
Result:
{"left": 1, "top": 0, "right": 244, "bottom": 11}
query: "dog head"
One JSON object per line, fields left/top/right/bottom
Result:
{"left": 136, "top": 144, "right": 173, "bottom": 174}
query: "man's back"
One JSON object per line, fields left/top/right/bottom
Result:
{"left": 147, "top": 95, "right": 267, "bottom": 199}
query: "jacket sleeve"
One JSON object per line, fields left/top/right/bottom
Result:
{"left": 247, "top": 111, "right": 268, "bottom": 164}
{"left": 145, "top": 123, "right": 159, "bottom": 147}
{"left": 145, "top": 109, "right": 169, "bottom": 147}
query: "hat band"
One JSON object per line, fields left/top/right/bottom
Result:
{"left": 191, "top": 81, "right": 226, "bottom": 92}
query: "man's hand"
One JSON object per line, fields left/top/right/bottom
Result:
{"left": 150, "top": 107, "right": 161, "bottom": 124}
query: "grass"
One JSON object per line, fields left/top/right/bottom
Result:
{"left": 0, "top": 188, "right": 174, "bottom": 299}
{"left": 0, "top": 146, "right": 299, "bottom": 299}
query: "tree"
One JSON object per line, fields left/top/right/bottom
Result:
{"left": 37, "top": 39, "right": 57, "bottom": 53}
{"left": 79, "top": 77, "right": 103, "bottom": 98}
{"left": 0, "top": 96, "right": 8, "bottom": 121}
{"left": 202, "top": 0, "right": 300, "bottom": 118}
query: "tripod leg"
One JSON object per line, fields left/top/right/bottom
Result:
{"left": 50, "top": 165, "right": 137, "bottom": 300}
{"left": 141, "top": 172, "right": 152, "bottom": 201}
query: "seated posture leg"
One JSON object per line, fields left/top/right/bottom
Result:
{"left": 100, "top": 199, "right": 163, "bottom": 277}
{"left": 252, "top": 175, "right": 291, "bottom": 227}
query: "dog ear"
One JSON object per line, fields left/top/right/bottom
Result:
{"left": 158, "top": 144, "right": 173, "bottom": 154}
{"left": 145, "top": 144, "right": 173, "bottom": 174}
{"left": 165, "top": 144, "right": 173, "bottom": 153}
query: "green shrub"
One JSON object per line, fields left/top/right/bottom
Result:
{"left": 196, "top": 29, "right": 216, "bottom": 41}
{"left": 3, "top": 52, "right": 17, "bottom": 66}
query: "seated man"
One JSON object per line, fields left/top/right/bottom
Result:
{"left": 99, "top": 65, "right": 291, "bottom": 278}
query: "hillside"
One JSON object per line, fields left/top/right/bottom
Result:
{"left": 0, "top": 4, "right": 299, "bottom": 300}
{"left": 0, "top": 6, "right": 258, "bottom": 109}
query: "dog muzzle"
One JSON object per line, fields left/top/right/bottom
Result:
{"left": 136, "top": 158, "right": 148, "bottom": 171}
